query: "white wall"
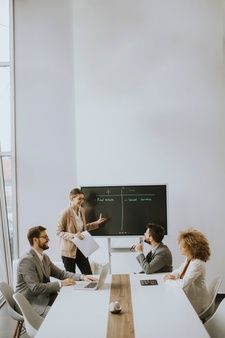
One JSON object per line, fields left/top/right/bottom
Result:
{"left": 73, "top": 0, "right": 225, "bottom": 284}
{"left": 14, "top": 0, "right": 76, "bottom": 258}
{"left": 15, "top": 0, "right": 225, "bottom": 290}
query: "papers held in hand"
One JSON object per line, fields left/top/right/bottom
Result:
{"left": 72, "top": 231, "right": 99, "bottom": 257}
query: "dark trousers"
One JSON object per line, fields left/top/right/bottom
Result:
{"left": 62, "top": 248, "right": 92, "bottom": 274}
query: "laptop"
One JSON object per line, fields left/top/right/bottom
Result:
{"left": 73, "top": 263, "right": 109, "bottom": 290}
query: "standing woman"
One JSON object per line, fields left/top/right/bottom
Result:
{"left": 164, "top": 228, "right": 211, "bottom": 315}
{"left": 57, "top": 188, "right": 106, "bottom": 274}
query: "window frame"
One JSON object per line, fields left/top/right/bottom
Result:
{"left": 0, "top": 0, "right": 18, "bottom": 305}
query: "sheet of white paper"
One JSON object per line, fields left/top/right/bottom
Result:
{"left": 72, "top": 231, "right": 99, "bottom": 257}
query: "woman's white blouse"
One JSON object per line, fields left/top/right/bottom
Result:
{"left": 73, "top": 210, "right": 83, "bottom": 232}
{"left": 165, "top": 258, "right": 210, "bottom": 314}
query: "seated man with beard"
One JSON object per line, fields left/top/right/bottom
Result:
{"left": 135, "top": 223, "right": 173, "bottom": 274}
{"left": 15, "top": 225, "right": 96, "bottom": 317}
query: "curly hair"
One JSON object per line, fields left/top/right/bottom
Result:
{"left": 178, "top": 228, "right": 210, "bottom": 262}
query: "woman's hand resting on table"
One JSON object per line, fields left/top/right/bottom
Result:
{"left": 163, "top": 274, "right": 176, "bottom": 281}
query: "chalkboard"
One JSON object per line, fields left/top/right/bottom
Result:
{"left": 81, "top": 185, "right": 167, "bottom": 236}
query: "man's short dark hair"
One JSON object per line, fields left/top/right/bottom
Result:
{"left": 147, "top": 223, "right": 165, "bottom": 243}
{"left": 27, "top": 225, "right": 46, "bottom": 246}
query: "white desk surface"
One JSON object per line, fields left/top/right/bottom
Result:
{"left": 35, "top": 273, "right": 210, "bottom": 338}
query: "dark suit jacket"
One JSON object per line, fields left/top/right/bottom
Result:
{"left": 15, "top": 249, "right": 80, "bottom": 315}
{"left": 136, "top": 242, "right": 173, "bottom": 274}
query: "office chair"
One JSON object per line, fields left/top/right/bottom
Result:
{"left": 0, "top": 282, "right": 24, "bottom": 338}
{"left": 204, "top": 298, "right": 225, "bottom": 338}
{"left": 13, "top": 293, "right": 44, "bottom": 338}
{"left": 199, "top": 276, "right": 222, "bottom": 322}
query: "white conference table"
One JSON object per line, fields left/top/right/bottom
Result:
{"left": 35, "top": 273, "right": 210, "bottom": 338}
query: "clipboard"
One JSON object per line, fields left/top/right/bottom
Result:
{"left": 72, "top": 231, "right": 99, "bottom": 258}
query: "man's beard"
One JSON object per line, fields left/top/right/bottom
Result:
{"left": 38, "top": 242, "right": 49, "bottom": 251}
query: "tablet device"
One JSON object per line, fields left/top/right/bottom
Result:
{"left": 140, "top": 279, "right": 158, "bottom": 286}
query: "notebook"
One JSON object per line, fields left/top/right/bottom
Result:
{"left": 73, "top": 263, "right": 109, "bottom": 290}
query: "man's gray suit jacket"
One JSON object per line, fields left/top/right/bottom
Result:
{"left": 15, "top": 249, "right": 80, "bottom": 315}
{"left": 136, "top": 242, "right": 172, "bottom": 274}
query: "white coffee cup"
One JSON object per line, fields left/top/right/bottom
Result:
{"left": 109, "top": 301, "right": 122, "bottom": 313}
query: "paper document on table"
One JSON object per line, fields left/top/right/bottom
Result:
{"left": 72, "top": 231, "right": 99, "bottom": 257}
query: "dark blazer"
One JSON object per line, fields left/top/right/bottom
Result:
{"left": 136, "top": 242, "right": 173, "bottom": 274}
{"left": 15, "top": 249, "right": 80, "bottom": 315}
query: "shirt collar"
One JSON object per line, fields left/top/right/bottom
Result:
{"left": 151, "top": 243, "right": 160, "bottom": 254}
{"left": 32, "top": 247, "right": 44, "bottom": 263}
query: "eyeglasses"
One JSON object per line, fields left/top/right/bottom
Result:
{"left": 72, "top": 195, "right": 85, "bottom": 201}
{"left": 39, "top": 235, "right": 49, "bottom": 240}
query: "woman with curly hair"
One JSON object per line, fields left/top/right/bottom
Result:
{"left": 164, "top": 228, "right": 211, "bottom": 315}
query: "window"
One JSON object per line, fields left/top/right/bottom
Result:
{"left": 0, "top": 66, "right": 11, "bottom": 152}
{"left": 0, "top": 0, "right": 14, "bottom": 299}
{"left": 0, "top": 0, "right": 10, "bottom": 63}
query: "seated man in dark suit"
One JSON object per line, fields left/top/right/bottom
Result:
{"left": 15, "top": 225, "right": 96, "bottom": 317}
{"left": 135, "top": 223, "right": 173, "bottom": 274}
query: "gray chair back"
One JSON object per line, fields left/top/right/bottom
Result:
{"left": 199, "top": 276, "right": 222, "bottom": 322}
{"left": 0, "top": 282, "right": 24, "bottom": 338}
{"left": 204, "top": 298, "right": 225, "bottom": 338}
{"left": 13, "top": 293, "right": 44, "bottom": 338}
